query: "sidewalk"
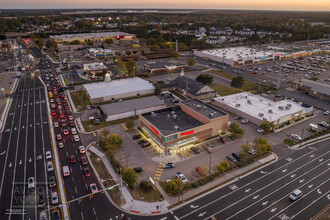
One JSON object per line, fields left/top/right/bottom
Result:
{"left": 88, "top": 144, "right": 277, "bottom": 214}
{"left": 288, "top": 134, "right": 330, "bottom": 150}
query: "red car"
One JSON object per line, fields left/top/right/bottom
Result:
{"left": 59, "top": 113, "right": 65, "bottom": 118}
{"left": 83, "top": 167, "right": 91, "bottom": 177}
{"left": 51, "top": 111, "right": 57, "bottom": 116}
{"left": 218, "top": 137, "right": 227, "bottom": 143}
{"left": 58, "top": 142, "right": 64, "bottom": 148}
{"left": 66, "top": 110, "right": 72, "bottom": 115}
{"left": 69, "top": 155, "right": 76, "bottom": 164}
{"left": 81, "top": 156, "right": 88, "bottom": 165}
{"left": 68, "top": 115, "right": 74, "bottom": 121}
{"left": 63, "top": 129, "right": 69, "bottom": 135}
{"left": 69, "top": 121, "right": 75, "bottom": 127}
{"left": 251, "top": 71, "right": 257, "bottom": 74}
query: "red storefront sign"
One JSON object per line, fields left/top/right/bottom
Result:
{"left": 150, "top": 126, "right": 159, "bottom": 135}
{"left": 181, "top": 130, "right": 194, "bottom": 136}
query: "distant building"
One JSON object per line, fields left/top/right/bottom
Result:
{"left": 292, "top": 79, "right": 330, "bottom": 102}
{"left": 56, "top": 44, "right": 84, "bottom": 52}
{"left": 83, "top": 77, "right": 155, "bottom": 104}
{"left": 49, "top": 32, "right": 135, "bottom": 43}
{"left": 83, "top": 63, "right": 108, "bottom": 75}
{"left": 144, "top": 60, "right": 188, "bottom": 74}
{"left": 88, "top": 48, "right": 113, "bottom": 57}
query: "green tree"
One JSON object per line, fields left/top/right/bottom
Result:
{"left": 254, "top": 138, "right": 273, "bottom": 154}
{"left": 45, "top": 40, "right": 54, "bottom": 49}
{"left": 154, "top": 85, "right": 161, "bottom": 95}
{"left": 69, "top": 40, "right": 81, "bottom": 45}
{"left": 35, "top": 38, "right": 44, "bottom": 48}
{"left": 150, "top": 44, "right": 160, "bottom": 53}
{"left": 249, "top": 34, "right": 260, "bottom": 42}
{"left": 122, "top": 168, "right": 138, "bottom": 190}
{"left": 125, "top": 58, "right": 137, "bottom": 76}
{"left": 171, "top": 51, "right": 180, "bottom": 59}
{"left": 216, "top": 164, "right": 225, "bottom": 173}
{"left": 196, "top": 74, "right": 213, "bottom": 85}
{"left": 241, "top": 144, "right": 251, "bottom": 152}
{"left": 165, "top": 180, "right": 179, "bottom": 194}
{"left": 125, "top": 120, "right": 134, "bottom": 130}
{"left": 220, "top": 160, "right": 229, "bottom": 171}
{"left": 228, "top": 122, "right": 245, "bottom": 138}
{"left": 231, "top": 76, "right": 245, "bottom": 90}
{"left": 87, "top": 40, "right": 94, "bottom": 46}
{"left": 106, "top": 134, "right": 123, "bottom": 146}
{"left": 260, "top": 121, "right": 275, "bottom": 133}
{"left": 139, "top": 181, "right": 153, "bottom": 193}
{"left": 187, "top": 58, "right": 196, "bottom": 66}
{"left": 104, "top": 38, "right": 114, "bottom": 45}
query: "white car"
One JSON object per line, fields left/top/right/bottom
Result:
{"left": 73, "top": 135, "right": 80, "bottom": 142}
{"left": 248, "top": 149, "right": 256, "bottom": 155}
{"left": 90, "top": 183, "right": 98, "bottom": 193}
{"left": 257, "top": 128, "right": 264, "bottom": 133}
{"left": 79, "top": 146, "right": 86, "bottom": 154}
{"left": 71, "top": 128, "right": 77, "bottom": 134}
{"left": 290, "top": 134, "right": 302, "bottom": 141}
{"left": 40, "top": 211, "right": 47, "bottom": 220}
{"left": 241, "top": 119, "right": 249, "bottom": 124}
{"left": 289, "top": 189, "right": 302, "bottom": 201}
{"left": 45, "top": 151, "right": 52, "bottom": 160}
{"left": 47, "top": 161, "right": 54, "bottom": 172}
{"left": 28, "top": 177, "right": 35, "bottom": 189}
{"left": 51, "top": 192, "right": 58, "bottom": 204}
{"left": 176, "top": 172, "right": 188, "bottom": 184}
{"left": 324, "top": 110, "right": 329, "bottom": 115}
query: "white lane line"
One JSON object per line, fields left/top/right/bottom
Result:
{"left": 249, "top": 170, "right": 330, "bottom": 220}
{"left": 85, "top": 184, "right": 88, "bottom": 190}
{"left": 289, "top": 189, "right": 330, "bottom": 219}
{"left": 217, "top": 159, "right": 330, "bottom": 220}
{"left": 9, "top": 82, "right": 26, "bottom": 219}
{"left": 178, "top": 149, "right": 329, "bottom": 220}
{"left": 93, "top": 207, "right": 96, "bottom": 215}
{"left": 81, "top": 211, "right": 85, "bottom": 220}
{"left": 80, "top": 165, "right": 82, "bottom": 171}
{"left": 75, "top": 187, "right": 77, "bottom": 194}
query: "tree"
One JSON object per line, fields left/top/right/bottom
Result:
{"left": 165, "top": 180, "right": 179, "bottom": 194}
{"left": 45, "top": 40, "right": 54, "bottom": 49}
{"left": 125, "top": 58, "right": 137, "bottom": 76}
{"left": 122, "top": 168, "right": 138, "bottom": 190}
{"left": 139, "top": 181, "right": 153, "bottom": 192}
{"left": 70, "top": 40, "right": 81, "bottom": 45}
{"left": 105, "top": 38, "right": 114, "bottom": 45}
{"left": 220, "top": 161, "right": 229, "bottom": 170}
{"left": 187, "top": 58, "right": 196, "bottom": 66}
{"left": 260, "top": 121, "right": 275, "bottom": 133}
{"left": 125, "top": 120, "right": 134, "bottom": 130}
{"left": 228, "top": 122, "right": 245, "bottom": 138}
{"left": 216, "top": 164, "right": 226, "bottom": 173}
{"left": 105, "top": 134, "right": 123, "bottom": 146}
{"left": 241, "top": 144, "right": 251, "bottom": 152}
{"left": 171, "top": 51, "right": 180, "bottom": 59}
{"left": 231, "top": 76, "right": 245, "bottom": 90}
{"left": 87, "top": 40, "right": 94, "bottom": 46}
{"left": 249, "top": 34, "right": 260, "bottom": 42}
{"left": 196, "top": 74, "right": 213, "bottom": 85}
{"left": 154, "top": 85, "right": 161, "bottom": 95}
{"left": 35, "top": 38, "right": 44, "bottom": 48}
{"left": 150, "top": 44, "right": 160, "bottom": 53}
{"left": 253, "top": 138, "right": 273, "bottom": 154}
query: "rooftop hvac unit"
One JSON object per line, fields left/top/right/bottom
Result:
{"left": 209, "top": 113, "right": 214, "bottom": 117}
{"left": 204, "top": 106, "right": 207, "bottom": 109}
{"left": 167, "top": 115, "right": 170, "bottom": 118}
{"left": 173, "top": 115, "right": 178, "bottom": 119}
{"left": 171, "top": 111, "right": 175, "bottom": 114}
{"left": 247, "top": 100, "right": 252, "bottom": 104}
{"left": 174, "top": 125, "right": 180, "bottom": 130}
{"left": 285, "top": 106, "right": 291, "bottom": 109}
{"left": 258, "top": 113, "right": 264, "bottom": 116}
{"left": 279, "top": 106, "right": 284, "bottom": 110}
{"left": 196, "top": 105, "right": 202, "bottom": 108}
{"left": 269, "top": 109, "right": 273, "bottom": 113}
{"left": 236, "top": 103, "right": 241, "bottom": 107}
{"left": 287, "top": 104, "right": 292, "bottom": 107}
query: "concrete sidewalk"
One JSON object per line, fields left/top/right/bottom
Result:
{"left": 88, "top": 144, "right": 277, "bottom": 214}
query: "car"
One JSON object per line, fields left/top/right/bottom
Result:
{"left": 204, "top": 145, "right": 213, "bottom": 153}
{"left": 69, "top": 121, "right": 75, "bottom": 127}
{"left": 79, "top": 145, "right": 86, "bottom": 153}
{"left": 163, "top": 162, "right": 175, "bottom": 169}
{"left": 290, "top": 134, "right": 302, "bottom": 141}
{"left": 232, "top": 152, "right": 241, "bottom": 161}
{"left": 68, "top": 115, "right": 74, "bottom": 121}
{"left": 60, "top": 119, "right": 67, "bottom": 127}
{"left": 63, "top": 129, "right": 69, "bottom": 135}
{"left": 323, "top": 110, "right": 329, "bottom": 115}
{"left": 51, "top": 111, "right": 57, "bottom": 116}
{"left": 171, "top": 99, "right": 179, "bottom": 103}
{"left": 141, "top": 142, "right": 151, "bottom": 148}
{"left": 319, "top": 121, "right": 330, "bottom": 128}
{"left": 190, "top": 147, "right": 200, "bottom": 154}
{"left": 132, "top": 134, "right": 141, "bottom": 140}
{"left": 28, "top": 177, "right": 35, "bottom": 189}
{"left": 51, "top": 192, "right": 58, "bottom": 204}
{"left": 257, "top": 128, "right": 264, "bottom": 133}
{"left": 66, "top": 110, "right": 72, "bottom": 115}
{"left": 228, "top": 135, "right": 236, "bottom": 141}
{"left": 71, "top": 128, "right": 77, "bottom": 134}
{"left": 195, "top": 167, "right": 207, "bottom": 176}
{"left": 248, "top": 149, "right": 256, "bottom": 155}
{"left": 176, "top": 172, "right": 188, "bottom": 184}
{"left": 69, "top": 155, "right": 76, "bottom": 164}
{"left": 83, "top": 167, "right": 91, "bottom": 176}
{"left": 73, "top": 135, "right": 80, "bottom": 142}
{"left": 133, "top": 167, "right": 143, "bottom": 173}
{"left": 58, "top": 142, "right": 64, "bottom": 148}
{"left": 40, "top": 211, "right": 47, "bottom": 220}
{"left": 47, "top": 161, "right": 54, "bottom": 172}
{"left": 53, "top": 121, "right": 59, "bottom": 127}
{"left": 90, "top": 183, "right": 98, "bottom": 193}
{"left": 56, "top": 134, "right": 62, "bottom": 140}
{"left": 289, "top": 189, "right": 302, "bottom": 201}
{"left": 241, "top": 119, "right": 249, "bottom": 124}
{"left": 81, "top": 156, "right": 88, "bottom": 165}
{"left": 45, "top": 151, "right": 52, "bottom": 159}
{"left": 50, "top": 99, "right": 54, "bottom": 103}
{"left": 59, "top": 113, "right": 65, "bottom": 118}
{"left": 86, "top": 105, "right": 91, "bottom": 110}
{"left": 234, "top": 116, "right": 241, "bottom": 120}
{"left": 57, "top": 105, "right": 62, "bottom": 110}
{"left": 218, "top": 137, "right": 227, "bottom": 143}
{"left": 138, "top": 139, "right": 147, "bottom": 145}
{"left": 38, "top": 195, "right": 46, "bottom": 207}
{"left": 94, "top": 118, "right": 100, "bottom": 125}
{"left": 53, "top": 210, "right": 60, "bottom": 220}
{"left": 49, "top": 176, "right": 56, "bottom": 188}
{"left": 227, "top": 154, "right": 238, "bottom": 163}
{"left": 51, "top": 103, "right": 56, "bottom": 108}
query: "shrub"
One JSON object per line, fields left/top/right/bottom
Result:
{"left": 139, "top": 181, "right": 153, "bottom": 192}
{"left": 191, "top": 182, "right": 199, "bottom": 188}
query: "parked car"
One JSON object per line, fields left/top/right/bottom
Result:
{"left": 190, "top": 147, "right": 200, "bottom": 154}
{"left": 257, "top": 128, "right": 264, "bottom": 133}
{"left": 195, "top": 167, "right": 207, "bottom": 176}
{"left": 241, "top": 119, "right": 249, "bottom": 124}
{"left": 132, "top": 134, "right": 141, "bottom": 140}
{"left": 228, "top": 135, "right": 236, "bottom": 141}
{"left": 141, "top": 142, "right": 151, "bottom": 148}
{"left": 289, "top": 189, "right": 302, "bottom": 201}
{"left": 248, "top": 149, "right": 256, "bottom": 155}
{"left": 218, "top": 137, "right": 227, "bottom": 143}
{"left": 204, "top": 145, "right": 213, "bottom": 153}
{"left": 138, "top": 139, "right": 147, "bottom": 145}
{"left": 290, "top": 134, "right": 302, "bottom": 141}
{"left": 227, "top": 154, "right": 238, "bottom": 163}
{"left": 133, "top": 167, "right": 143, "bottom": 173}
{"left": 176, "top": 172, "right": 188, "bottom": 184}
{"left": 324, "top": 110, "right": 329, "bottom": 115}
{"left": 94, "top": 118, "right": 100, "bottom": 125}
{"left": 47, "top": 161, "right": 54, "bottom": 172}
{"left": 232, "top": 152, "right": 241, "bottom": 161}
{"left": 319, "top": 121, "right": 330, "bottom": 128}
{"left": 234, "top": 116, "right": 241, "bottom": 120}
{"left": 163, "top": 162, "right": 175, "bottom": 169}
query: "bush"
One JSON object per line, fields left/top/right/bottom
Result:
{"left": 191, "top": 182, "right": 199, "bottom": 188}
{"left": 229, "top": 122, "right": 245, "bottom": 138}
{"left": 139, "top": 181, "right": 153, "bottom": 192}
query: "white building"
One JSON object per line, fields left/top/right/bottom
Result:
{"left": 194, "top": 47, "right": 280, "bottom": 66}
{"left": 83, "top": 63, "right": 108, "bottom": 74}
{"left": 212, "top": 92, "right": 313, "bottom": 129}
{"left": 83, "top": 77, "right": 155, "bottom": 104}
{"left": 88, "top": 48, "right": 113, "bottom": 57}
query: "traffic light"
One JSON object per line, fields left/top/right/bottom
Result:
{"left": 67, "top": 202, "right": 70, "bottom": 207}
{"left": 78, "top": 197, "right": 82, "bottom": 203}
{"left": 53, "top": 207, "right": 57, "bottom": 211}
{"left": 101, "top": 189, "right": 105, "bottom": 194}
{"left": 89, "top": 194, "right": 93, "bottom": 199}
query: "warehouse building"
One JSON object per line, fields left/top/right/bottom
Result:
{"left": 144, "top": 60, "right": 188, "bottom": 74}
{"left": 98, "top": 96, "right": 166, "bottom": 122}
{"left": 139, "top": 99, "right": 228, "bottom": 152}
{"left": 291, "top": 79, "right": 330, "bottom": 102}
{"left": 88, "top": 48, "right": 113, "bottom": 57}
{"left": 194, "top": 47, "right": 279, "bottom": 66}
{"left": 83, "top": 77, "right": 155, "bottom": 104}
{"left": 212, "top": 92, "right": 313, "bottom": 129}
{"left": 50, "top": 32, "right": 135, "bottom": 43}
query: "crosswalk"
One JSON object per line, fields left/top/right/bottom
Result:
{"left": 154, "top": 163, "right": 164, "bottom": 181}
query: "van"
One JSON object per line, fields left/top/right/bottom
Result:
{"left": 289, "top": 189, "right": 302, "bottom": 201}
{"left": 62, "top": 166, "right": 70, "bottom": 177}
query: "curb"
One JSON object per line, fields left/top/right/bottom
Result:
{"left": 0, "top": 98, "right": 13, "bottom": 133}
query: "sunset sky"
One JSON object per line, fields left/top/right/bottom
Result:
{"left": 1, "top": 0, "right": 330, "bottom": 11}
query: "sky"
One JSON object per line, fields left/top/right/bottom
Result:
{"left": 1, "top": 0, "right": 330, "bottom": 11}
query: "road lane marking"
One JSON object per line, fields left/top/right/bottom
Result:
{"left": 93, "top": 207, "right": 96, "bottom": 215}
{"left": 245, "top": 188, "right": 251, "bottom": 193}
{"left": 81, "top": 211, "right": 84, "bottom": 220}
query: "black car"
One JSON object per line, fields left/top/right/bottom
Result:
{"left": 190, "top": 147, "right": 200, "bottom": 154}
{"left": 228, "top": 135, "right": 236, "bottom": 141}
{"left": 53, "top": 210, "right": 60, "bottom": 220}
{"left": 132, "top": 134, "right": 141, "bottom": 140}
{"left": 141, "top": 142, "right": 151, "bottom": 148}
{"left": 38, "top": 195, "right": 46, "bottom": 207}
{"left": 234, "top": 116, "right": 241, "bottom": 120}
{"left": 138, "top": 139, "right": 147, "bottom": 145}
{"left": 232, "top": 152, "right": 241, "bottom": 161}
{"left": 133, "top": 167, "right": 143, "bottom": 173}
{"left": 49, "top": 176, "right": 56, "bottom": 188}
{"left": 227, "top": 154, "right": 238, "bottom": 163}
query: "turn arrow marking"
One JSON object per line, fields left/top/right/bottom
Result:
{"left": 245, "top": 188, "right": 251, "bottom": 193}
{"left": 19, "top": 160, "right": 22, "bottom": 165}
{"left": 9, "top": 162, "right": 12, "bottom": 167}
{"left": 290, "top": 174, "right": 296, "bottom": 178}
{"left": 282, "top": 169, "right": 287, "bottom": 173}
{"left": 308, "top": 184, "right": 313, "bottom": 188}
{"left": 319, "top": 158, "right": 323, "bottom": 162}
{"left": 310, "top": 154, "right": 314, "bottom": 157}
{"left": 198, "top": 212, "right": 206, "bottom": 217}
{"left": 262, "top": 201, "right": 268, "bottom": 205}
{"left": 271, "top": 208, "right": 277, "bottom": 212}
{"left": 317, "top": 189, "right": 322, "bottom": 194}
{"left": 190, "top": 205, "right": 199, "bottom": 209}
{"left": 299, "top": 179, "right": 304, "bottom": 183}
{"left": 253, "top": 195, "right": 259, "bottom": 199}
{"left": 29, "top": 158, "right": 32, "bottom": 163}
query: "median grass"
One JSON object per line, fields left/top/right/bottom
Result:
{"left": 210, "top": 84, "right": 241, "bottom": 96}
{"left": 70, "top": 90, "right": 91, "bottom": 111}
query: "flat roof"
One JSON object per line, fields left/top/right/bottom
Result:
{"left": 200, "top": 47, "right": 274, "bottom": 61}
{"left": 83, "top": 77, "right": 154, "bottom": 99}
{"left": 294, "top": 78, "right": 330, "bottom": 95}
{"left": 142, "top": 106, "right": 203, "bottom": 136}
{"left": 181, "top": 99, "right": 227, "bottom": 119}
{"left": 83, "top": 63, "right": 108, "bottom": 71}
{"left": 214, "top": 92, "right": 308, "bottom": 122}
{"left": 50, "top": 32, "right": 133, "bottom": 40}
{"left": 144, "top": 60, "right": 187, "bottom": 70}
{"left": 99, "top": 96, "right": 164, "bottom": 116}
